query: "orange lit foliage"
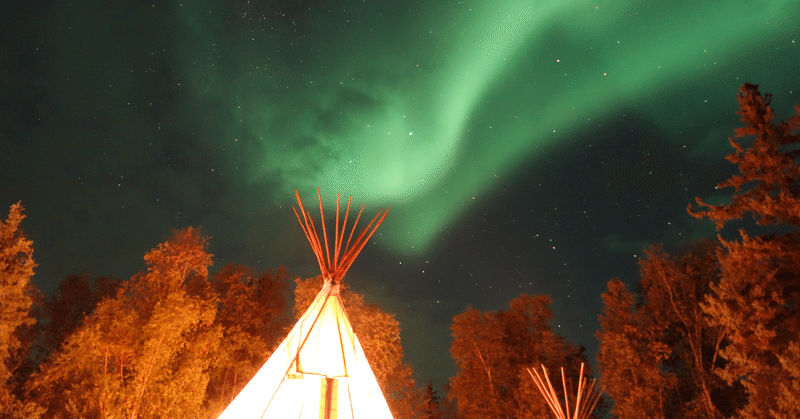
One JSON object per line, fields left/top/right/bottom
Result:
{"left": 449, "top": 294, "right": 593, "bottom": 419}
{"left": 689, "top": 84, "right": 800, "bottom": 418}
{"left": 203, "top": 264, "right": 290, "bottom": 415}
{"left": 597, "top": 241, "right": 746, "bottom": 419}
{"left": 418, "top": 379, "right": 445, "bottom": 419}
{"left": 0, "top": 202, "right": 43, "bottom": 418}
{"left": 597, "top": 279, "right": 674, "bottom": 419}
{"left": 39, "top": 275, "right": 121, "bottom": 358}
{"left": 294, "top": 275, "right": 417, "bottom": 418}
{"left": 29, "top": 228, "right": 221, "bottom": 419}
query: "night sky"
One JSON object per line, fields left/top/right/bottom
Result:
{"left": 2, "top": 0, "right": 799, "bottom": 388}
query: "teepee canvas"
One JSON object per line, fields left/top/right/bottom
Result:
{"left": 218, "top": 189, "right": 393, "bottom": 419}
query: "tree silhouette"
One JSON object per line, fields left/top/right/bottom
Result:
{"left": 39, "top": 275, "right": 121, "bottom": 359}
{"left": 418, "top": 379, "right": 444, "bottom": 419}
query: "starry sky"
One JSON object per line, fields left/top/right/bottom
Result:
{"left": 2, "top": 0, "right": 799, "bottom": 388}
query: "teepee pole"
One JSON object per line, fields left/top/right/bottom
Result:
{"left": 218, "top": 189, "right": 393, "bottom": 419}
{"left": 294, "top": 189, "right": 389, "bottom": 284}
{"left": 294, "top": 191, "right": 326, "bottom": 277}
{"left": 527, "top": 363, "right": 602, "bottom": 419}
{"left": 336, "top": 208, "right": 388, "bottom": 282}
{"left": 561, "top": 367, "right": 570, "bottom": 417}
{"left": 333, "top": 194, "right": 342, "bottom": 270}
{"left": 317, "top": 188, "right": 332, "bottom": 272}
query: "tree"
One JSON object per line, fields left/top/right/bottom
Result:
{"left": 688, "top": 83, "right": 800, "bottom": 231}
{"left": 38, "top": 275, "right": 121, "bottom": 359}
{"left": 450, "top": 306, "right": 508, "bottom": 419}
{"left": 596, "top": 279, "right": 673, "bottom": 419}
{"left": 418, "top": 379, "right": 444, "bottom": 419}
{"left": 437, "top": 381, "right": 461, "bottom": 419}
{"left": 450, "top": 294, "right": 593, "bottom": 419}
{"left": 638, "top": 241, "right": 739, "bottom": 418}
{"left": 0, "top": 202, "right": 43, "bottom": 418}
{"left": 598, "top": 240, "right": 747, "bottom": 419}
{"left": 689, "top": 83, "right": 800, "bottom": 418}
{"left": 294, "top": 275, "right": 417, "bottom": 418}
{"left": 28, "top": 227, "right": 221, "bottom": 418}
{"left": 203, "top": 264, "right": 290, "bottom": 415}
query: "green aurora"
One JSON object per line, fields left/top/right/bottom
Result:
{"left": 188, "top": 0, "right": 796, "bottom": 252}
{"left": 26, "top": 0, "right": 799, "bottom": 256}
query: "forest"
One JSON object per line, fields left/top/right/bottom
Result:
{"left": 1, "top": 83, "right": 798, "bottom": 418}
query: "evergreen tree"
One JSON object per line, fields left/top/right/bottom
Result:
{"left": 0, "top": 202, "right": 43, "bottom": 418}
{"left": 419, "top": 379, "right": 444, "bottom": 419}
{"left": 689, "top": 83, "right": 800, "bottom": 418}
{"left": 437, "top": 381, "right": 461, "bottom": 419}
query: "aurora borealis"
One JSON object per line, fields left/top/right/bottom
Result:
{"left": 2, "top": 0, "right": 799, "bottom": 386}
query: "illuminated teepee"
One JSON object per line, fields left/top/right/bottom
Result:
{"left": 218, "top": 189, "right": 393, "bottom": 419}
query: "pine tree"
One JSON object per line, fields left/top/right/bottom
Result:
{"left": 419, "top": 379, "right": 444, "bottom": 419}
{"left": 689, "top": 83, "right": 800, "bottom": 418}
{"left": 437, "top": 381, "right": 461, "bottom": 419}
{"left": 0, "top": 202, "right": 43, "bottom": 418}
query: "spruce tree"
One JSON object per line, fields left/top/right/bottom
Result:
{"left": 689, "top": 83, "right": 800, "bottom": 418}
{"left": 0, "top": 203, "right": 43, "bottom": 418}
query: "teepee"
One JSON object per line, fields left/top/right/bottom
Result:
{"left": 217, "top": 189, "right": 393, "bottom": 419}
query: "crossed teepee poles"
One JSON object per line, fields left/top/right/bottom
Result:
{"left": 293, "top": 188, "right": 389, "bottom": 285}
{"left": 527, "top": 362, "right": 602, "bottom": 419}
